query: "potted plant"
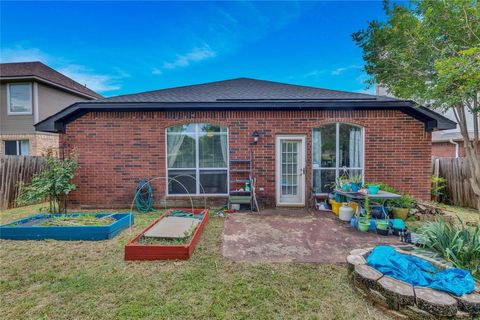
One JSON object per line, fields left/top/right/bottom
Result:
{"left": 349, "top": 175, "right": 362, "bottom": 192}
{"left": 338, "top": 176, "right": 350, "bottom": 191}
{"left": 375, "top": 219, "right": 389, "bottom": 235}
{"left": 392, "top": 195, "right": 415, "bottom": 221}
{"left": 358, "top": 196, "right": 371, "bottom": 232}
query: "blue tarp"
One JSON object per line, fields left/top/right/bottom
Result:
{"left": 366, "top": 246, "right": 474, "bottom": 296}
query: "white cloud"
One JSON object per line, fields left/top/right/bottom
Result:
{"left": 303, "top": 69, "right": 326, "bottom": 78}
{"left": 151, "top": 67, "right": 163, "bottom": 75}
{"left": 153, "top": 45, "right": 217, "bottom": 75}
{"left": 57, "top": 65, "right": 123, "bottom": 92}
{"left": 0, "top": 46, "right": 125, "bottom": 93}
{"left": 0, "top": 46, "right": 51, "bottom": 63}
{"left": 331, "top": 64, "right": 363, "bottom": 76}
{"left": 163, "top": 46, "right": 216, "bottom": 70}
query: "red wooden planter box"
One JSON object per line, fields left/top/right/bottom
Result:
{"left": 124, "top": 208, "right": 208, "bottom": 261}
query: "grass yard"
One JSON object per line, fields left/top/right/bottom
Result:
{"left": 2, "top": 203, "right": 478, "bottom": 319}
{"left": 1, "top": 204, "right": 389, "bottom": 320}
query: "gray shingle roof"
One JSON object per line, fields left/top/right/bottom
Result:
{"left": 0, "top": 61, "right": 102, "bottom": 99}
{"left": 35, "top": 77, "right": 456, "bottom": 133}
{"left": 95, "top": 77, "right": 398, "bottom": 103}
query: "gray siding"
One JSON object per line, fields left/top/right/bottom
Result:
{"left": 37, "top": 82, "right": 90, "bottom": 122}
{"left": 0, "top": 82, "right": 35, "bottom": 134}
{"left": 0, "top": 81, "right": 91, "bottom": 134}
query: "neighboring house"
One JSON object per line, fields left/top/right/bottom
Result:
{"left": 36, "top": 78, "right": 454, "bottom": 209}
{"left": 0, "top": 61, "right": 102, "bottom": 156}
{"left": 377, "top": 84, "right": 478, "bottom": 158}
{"left": 431, "top": 109, "right": 477, "bottom": 158}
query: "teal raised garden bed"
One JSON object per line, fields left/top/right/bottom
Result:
{"left": 0, "top": 212, "right": 133, "bottom": 241}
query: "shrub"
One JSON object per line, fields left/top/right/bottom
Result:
{"left": 392, "top": 194, "right": 416, "bottom": 209}
{"left": 17, "top": 149, "right": 78, "bottom": 213}
{"left": 418, "top": 218, "right": 480, "bottom": 280}
{"left": 431, "top": 176, "right": 447, "bottom": 202}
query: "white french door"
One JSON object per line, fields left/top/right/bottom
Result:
{"left": 276, "top": 135, "right": 306, "bottom": 206}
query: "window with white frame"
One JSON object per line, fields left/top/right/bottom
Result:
{"left": 4, "top": 140, "right": 29, "bottom": 155}
{"left": 312, "top": 123, "right": 363, "bottom": 193}
{"left": 167, "top": 123, "right": 228, "bottom": 195}
{"left": 7, "top": 83, "right": 32, "bottom": 115}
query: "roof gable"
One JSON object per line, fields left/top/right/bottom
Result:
{"left": 96, "top": 77, "right": 398, "bottom": 103}
{"left": 34, "top": 77, "right": 456, "bottom": 133}
{"left": 0, "top": 61, "right": 102, "bottom": 99}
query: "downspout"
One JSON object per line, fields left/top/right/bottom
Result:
{"left": 449, "top": 139, "right": 459, "bottom": 158}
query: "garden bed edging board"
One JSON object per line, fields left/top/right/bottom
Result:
{"left": 0, "top": 213, "right": 134, "bottom": 241}
{"left": 124, "top": 208, "right": 208, "bottom": 261}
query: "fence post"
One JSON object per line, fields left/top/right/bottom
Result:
{"left": 433, "top": 157, "right": 440, "bottom": 202}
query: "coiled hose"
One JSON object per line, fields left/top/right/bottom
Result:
{"left": 135, "top": 179, "right": 153, "bottom": 213}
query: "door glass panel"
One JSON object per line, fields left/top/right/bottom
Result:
{"left": 281, "top": 141, "right": 298, "bottom": 196}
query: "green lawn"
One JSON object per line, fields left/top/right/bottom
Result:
{"left": 0, "top": 204, "right": 389, "bottom": 320}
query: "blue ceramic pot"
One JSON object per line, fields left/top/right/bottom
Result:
{"left": 368, "top": 185, "right": 380, "bottom": 195}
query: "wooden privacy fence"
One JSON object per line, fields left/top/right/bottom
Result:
{"left": 432, "top": 156, "right": 479, "bottom": 209}
{"left": 0, "top": 156, "right": 44, "bottom": 210}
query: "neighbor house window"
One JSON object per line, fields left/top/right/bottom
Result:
{"left": 312, "top": 123, "right": 363, "bottom": 193}
{"left": 4, "top": 140, "right": 29, "bottom": 155}
{"left": 167, "top": 123, "right": 228, "bottom": 195}
{"left": 7, "top": 83, "right": 32, "bottom": 115}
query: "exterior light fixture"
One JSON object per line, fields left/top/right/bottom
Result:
{"left": 252, "top": 130, "right": 260, "bottom": 145}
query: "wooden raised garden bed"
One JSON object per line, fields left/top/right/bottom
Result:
{"left": 0, "top": 212, "right": 134, "bottom": 241}
{"left": 124, "top": 208, "right": 208, "bottom": 261}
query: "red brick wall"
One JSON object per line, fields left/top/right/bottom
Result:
{"left": 431, "top": 141, "right": 465, "bottom": 158}
{"left": 61, "top": 110, "right": 432, "bottom": 208}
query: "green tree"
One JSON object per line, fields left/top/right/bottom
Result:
{"left": 353, "top": 0, "right": 480, "bottom": 210}
{"left": 17, "top": 150, "right": 78, "bottom": 213}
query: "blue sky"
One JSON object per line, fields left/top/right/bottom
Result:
{"left": 1, "top": 1, "right": 387, "bottom": 97}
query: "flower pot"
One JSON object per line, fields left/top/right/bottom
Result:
{"left": 375, "top": 220, "right": 389, "bottom": 231}
{"left": 358, "top": 220, "right": 370, "bottom": 232}
{"left": 367, "top": 185, "right": 380, "bottom": 195}
{"left": 342, "top": 184, "right": 350, "bottom": 191}
{"left": 330, "top": 200, "right": 341, "bottom": 216}
{"left": 350, "top": 183, "right": 360, "bottom": 192}
{"left": 339, "top": 203, "right": 354, "bottom": 222}
{"left": 392, "top": 207, "right": 410, "bottom": 221}
{"left": 349, "top": 201, "right": 359, "bottom": 215}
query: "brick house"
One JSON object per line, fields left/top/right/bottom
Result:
{"left": 0, "top": 61, "right": 101, "bottom": 156}
{"left": 36, "top": 78, "right": 454, "bottom": 209}
{"left": 378, "top": 84, "right": 478, "bottom": 159}
{"left": 431, "top": 109, "right": 478, "bottom": 158}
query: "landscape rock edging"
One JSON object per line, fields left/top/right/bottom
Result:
{"left": 347, "top": 248, "right": 480, "bottom": 319}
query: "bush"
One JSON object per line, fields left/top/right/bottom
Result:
{"left": 431, "top": 176, "right": 447, "bottom": 202}
{"left": 393, "top": 194, "right": 416, "bottom": 209}
{"left": 17, "top": 149, "right": 78, "bottom": 213}
{"left": 418, "top": 218, "right": 480, "bottom": 280}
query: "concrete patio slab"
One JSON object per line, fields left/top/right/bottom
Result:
{"left": 221, "top": 210, "right": 400, "bottom": 263}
